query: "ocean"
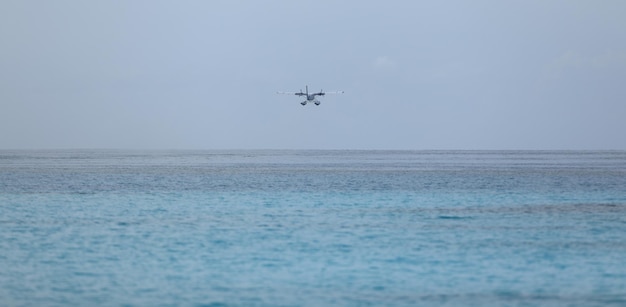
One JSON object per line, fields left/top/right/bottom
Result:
{"left": 1, "top": 150, "right": 625, "bottom": 306}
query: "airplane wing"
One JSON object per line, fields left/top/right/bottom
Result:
{"left": 313, "top": 90, "right": 344, "bottom": 96}
{"left": 277, "top": 91, "right": 306, "bottom": 96}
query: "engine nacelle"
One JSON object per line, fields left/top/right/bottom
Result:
{"left": 314, "top": 101, "right": 321, "bottom": 105}
{"left": 301, "top": 101, "right": 307, "bottom": 106}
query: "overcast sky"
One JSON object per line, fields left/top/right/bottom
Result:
{"left": 2, "top": 1, "right": 625, "bottom": 149}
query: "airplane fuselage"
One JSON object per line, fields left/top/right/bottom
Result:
{"left": 299, "top": 86, "right": 322, "bottom": 105}
{"left": 301, "top": 95, "right": 321, "bottom": 105}
{"left": 307, "top": 94, "right": 322, "bottom": 101}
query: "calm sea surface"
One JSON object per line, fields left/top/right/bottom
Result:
{"left": 1, "top": 150, "right": 625, "bottom": 306}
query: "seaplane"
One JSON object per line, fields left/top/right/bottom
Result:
{"left": 277, "top": 85, "right": 344, "bottom": 106}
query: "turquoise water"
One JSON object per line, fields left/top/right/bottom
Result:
{"left": 1, "top": 150, "right": 626, "bottom": 306}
